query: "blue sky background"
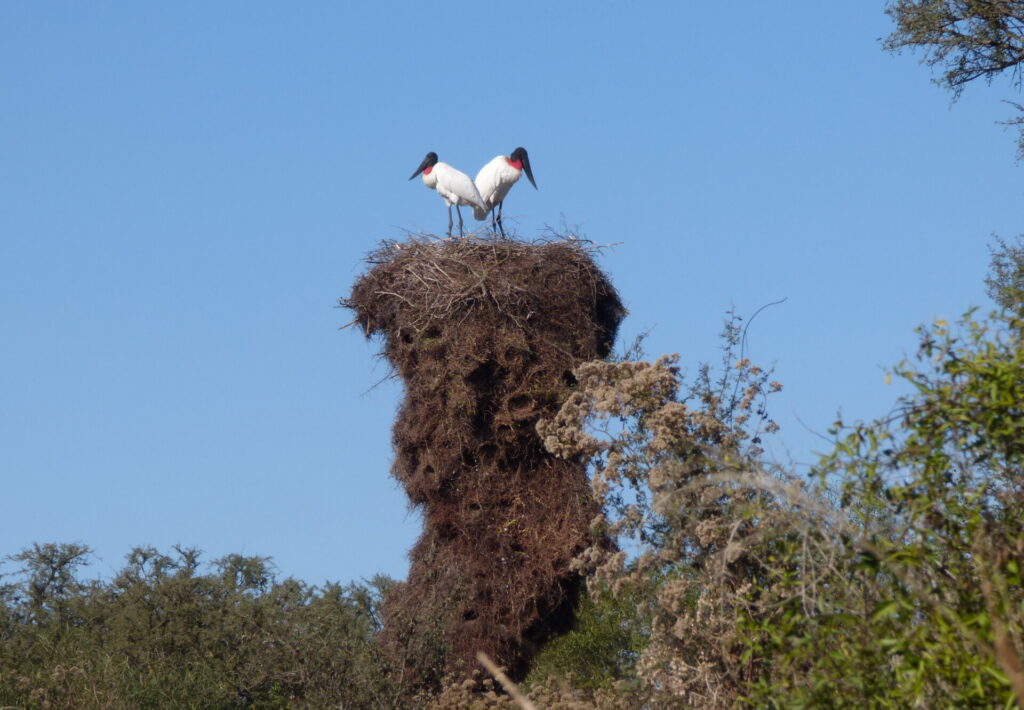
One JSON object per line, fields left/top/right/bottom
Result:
{"left": 2, "top": 3, "right": 1021, "bottom": 585}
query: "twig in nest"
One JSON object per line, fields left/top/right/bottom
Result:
{"left": 476, "top": 652, "right": 537, "bottom": 710}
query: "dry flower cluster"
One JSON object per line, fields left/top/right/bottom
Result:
{"left": 537, "top": 352, "right": 798, "bottom": 707}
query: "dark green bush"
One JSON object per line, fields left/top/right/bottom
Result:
{"left": 0, "top": 544, "right": 400, "bottom": 709}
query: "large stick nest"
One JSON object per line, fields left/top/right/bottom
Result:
{"left": 343, "top": 234, "right": 625, "bottom": 688}
{"left": 348, "top": 235, "right": 623, "bottom": 369}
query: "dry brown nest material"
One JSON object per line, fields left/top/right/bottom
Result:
{"left": 343, "top": 234, "right": 625, "bottom": 689}
{"left": 347, "top": 234, "right": 623, "bottom": 355}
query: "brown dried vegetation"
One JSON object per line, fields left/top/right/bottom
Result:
{"left": 344, "top": 234, "right": 625, "bottom": 689}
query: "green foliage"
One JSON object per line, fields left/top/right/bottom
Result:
{"left": 884, "top": 0, "right": 1024, "bottom": 157}
{"left": 538, "top": 304, "right": 1024, "bottom": 708}
{"left": 988, "top": 234, "right": 1024, "bottom": 310}
{"left": 730, "top": 307, "right": 1024, "bottom": 707}
{"left": 808, "top": 308, "right": 1024, "bottom": 707}
{"left": 0, "top": 544, "right": 400, "bottom": 709}
{"left": 526, "top": 580, "right": 651, "bottom": 691}
{"left": 729, "top": 308, "right": 1024, "bottom": 708}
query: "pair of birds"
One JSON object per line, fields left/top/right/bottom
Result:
{"left": 410, "top": 147, "right": 537, "bottom": 238}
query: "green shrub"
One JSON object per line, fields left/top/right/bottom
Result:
{"left": 526, "top": 579, "right": 650, "bottom": 691}
{"left": 0, "top": 544, "right": 400, "bottom": 709}
{"left": 538, "top": 308, "right": 1024, "bottom": 708}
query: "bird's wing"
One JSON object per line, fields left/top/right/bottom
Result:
{"left": 445, "top": 166, "right": 487, "bottom": 210}
{"left": 474, "top": 156, "right": 506, "bottom": 209}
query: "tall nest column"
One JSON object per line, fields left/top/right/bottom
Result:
{"left": 344, "top": 235, "right": 625, "bottom": 688}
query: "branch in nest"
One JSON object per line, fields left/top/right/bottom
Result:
{"left": 476, "top": 652, "right": 538, "bottom": 710}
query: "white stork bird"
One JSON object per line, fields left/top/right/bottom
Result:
{"left": 473, "top": 147, "right": 537, "bottom": 237}
{"left": 409, "top": 152, "right": 486, "bottom": 237}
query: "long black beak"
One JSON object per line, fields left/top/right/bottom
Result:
{"left": 409, "top": 155, "right": 432, "bottom": 180}
{"left": 522, "top": 153, "right": 537, "bottom": 189}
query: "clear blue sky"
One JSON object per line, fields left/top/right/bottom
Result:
{"left": 2, "top": 3, "right": 1020, "bottom": 585}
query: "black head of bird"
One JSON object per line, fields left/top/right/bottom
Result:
{"left": 509, "top": 147, "right": 537, "bottom": 189}
{"left": 409, "top": 151, "right": 439, "bottom": 180}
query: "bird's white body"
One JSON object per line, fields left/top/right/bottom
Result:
{"left": 421, "top": 162, "right": 486, "bottom": 211}
{"left": 473, "top": 155, "right": 524, "bottom": 221}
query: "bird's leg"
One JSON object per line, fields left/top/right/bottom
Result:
{"left": 447, "top": 205, "right": 454, "bottom": 238}
{"left": 490, "top": 208, "right": 498, "bottom": 234}
{"left": 456, "top": 205, "right": 464, "bottom": 236}
{"left": 496, "top": 200, "right": 506, "bottom": 238}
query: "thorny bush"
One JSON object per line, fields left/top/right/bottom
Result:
{"left": 537, "top": 313, "right": 797, "bottom": 708}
